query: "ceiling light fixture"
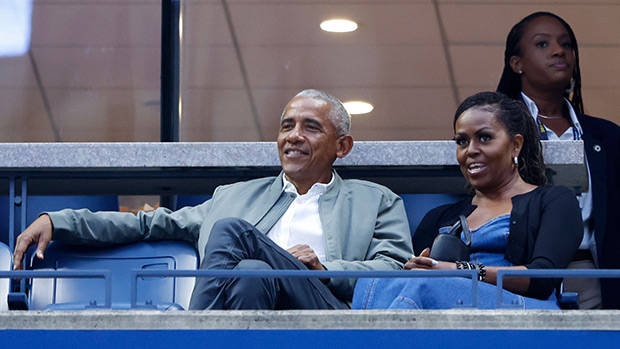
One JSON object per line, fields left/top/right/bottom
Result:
{"left": 343, "top": 101, "right": 373, "bottom": 115}
{"left": 320, "top": 19, "right": 358, "bottom": 33}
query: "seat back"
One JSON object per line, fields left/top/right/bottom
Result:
{"left": 28, "top": 240, "right": 198, "bottom": 310}
{"left": 174, "top": 195, "right": 211, "bottom": 210}
{"left": 26, "top": 195, "right": 119, "bottom": 226}
{"left": 0, "top": 197, "right": 9, "bottom": 247}
{"left": 0, "top": 195, "right": 119, "bottom": 248}
{"left": 401, "top": 194, "right": 465, "bottom": 237}
{"left": 0, "top": 242, "right": 10, "bottom": 311}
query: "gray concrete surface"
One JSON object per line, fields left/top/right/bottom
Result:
{"left": 1, "top": 310, "right": 619, "bottom": 330}
{"left": 0, "top": 141, "right": 582, "bottom": 168}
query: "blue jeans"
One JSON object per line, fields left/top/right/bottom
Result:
{"left": 354, "top": 214, "right": 558, "bottom": 310}
{"left": 352, "top": 277, "right": 559, "bottom": 309}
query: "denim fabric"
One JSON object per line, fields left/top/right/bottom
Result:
{"left": 352, "top": 214, "right": 559, "bottom": 309}
{"left": 467, "top": 214, "right": 513, "bottom": 266}
{"left": 352, "top": 276, "right": 559, "bottom": 309}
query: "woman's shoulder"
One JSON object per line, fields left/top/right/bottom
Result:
{"left": 515, "top": 185, "right": 578, "bottom": 206}
{"left": 578, "top": 113, "right": 620, "bottom": 136}
{"left": 519, "top": 185, "right": 573, "bottom": 196}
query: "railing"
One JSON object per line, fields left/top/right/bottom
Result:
{"left": 3, "top": 268, "right": 619, "bottom": 310}
{"left": 0, "top": 270, "right": 112, "bottom": 309}
{"left": 496, "top": 269, "right": 620, "bottom": 308}
{"left": 129, "top": 269, "right": 480, "bottom": 309}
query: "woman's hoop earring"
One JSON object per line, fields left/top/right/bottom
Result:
{"left": 565, "top": 78, "right": 575, "bottom": 94}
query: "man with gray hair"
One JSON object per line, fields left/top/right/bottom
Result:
{"left": 14, "top": 89, "right": 413, "bottom": 310}
{"left": 288, "top": 89, "right": 351, "bottom": 136}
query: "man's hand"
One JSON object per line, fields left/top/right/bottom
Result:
{"left": 287, "top": 244, "right": 328, "bottom": 284}
{"left": 287, "top": 244, "right": 325, "bottom": 271}
{"left": 404, "top": 247, "right": 456, "bottom": 271}
{"left": 13, "top": 214, "right": 53, "bottom": 270}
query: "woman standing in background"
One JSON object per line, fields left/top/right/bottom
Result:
{"left": 497, "top": 11, "right": 620, "bottom": 309}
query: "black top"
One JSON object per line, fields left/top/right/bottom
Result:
{"left": 412, "top": 186, "right": 583, "bottom": 300}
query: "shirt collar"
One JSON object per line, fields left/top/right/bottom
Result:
{"left": 282, "top": 172, "right": 334, "bottom": 197}
{"left": 521, "top": 92, "right": 583, "bottom": 137}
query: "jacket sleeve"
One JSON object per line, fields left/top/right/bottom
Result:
{"left": 48, "top": 198, "right": 214, "bottom": 247}
{"left": 525, "top": 186, "right": 583, "bottom": 299}
{"left": 321, "top": 191, "right": 413, "bottom": 302}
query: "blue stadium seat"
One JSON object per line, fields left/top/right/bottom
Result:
{"left": 0, "top": 242, "right": 11, "bottom": 311}
{"left": 25, "top": 195, "right": 119, "bottom": 226}
{"left": 1, "top": 195, "right": 120, "bottom": 310}
{"left": 28, "top": 240, "right": 198, "bottom": 310}
{"left": 401, "top": 193, "right": 465, "bottom": 236}
{"left": 174, "top": 195, "right": 211, "bottom": 210}
{"left": 0, "top": 196, "right": 9, "bottom": 247}
{"left": 0, "top": 195, "right": 119, "bottom": 248}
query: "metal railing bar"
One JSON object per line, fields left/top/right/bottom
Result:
{"left": 4, "top": 268, "right": 619, "bottom": 310}
{"left": 0, "top": 270, "right": 112, "bottom": 309}
{"left": 496, "top": 269, "right": 620, "bottom": 308}
{"left": 129, "top": 269, "right": 479, "bottom": 309}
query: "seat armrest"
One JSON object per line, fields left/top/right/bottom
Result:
{"left": 8, "top": 292, "right": 29, "bottom": 310}
{"left": 558, "top": 291, "right": 579, "bottom": 310}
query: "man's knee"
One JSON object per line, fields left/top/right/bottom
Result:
{"left": 235, "top": 259, "right": 272, "bottom": 271}
{"left": 207, "top": 218, "right": 260, "bottom": 249}
{"left": 211, "top": 217, "right": 255, "bottom": 235}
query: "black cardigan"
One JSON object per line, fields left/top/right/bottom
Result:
{"left": 412, "top": 186, "right": 583, "bottom": 300}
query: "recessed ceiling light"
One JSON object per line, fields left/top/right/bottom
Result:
{"left": 320, "top": 19, "right": 358, "bottom": 33}
{"left": 343, "top": 101, "right": 373, "bottom": 115}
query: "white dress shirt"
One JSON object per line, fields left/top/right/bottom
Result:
{"left": 266, "top": 175, "right": 333, "bottom": 262}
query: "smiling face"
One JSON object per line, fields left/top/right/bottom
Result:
{"left": 454, "top": 107, "right": 523, "bottom": 193}
{"left": 510, "top": 15, "right": 575, "bottom": 95}
{"left": 277, "top": 97, "right": 352, "bottom": 194}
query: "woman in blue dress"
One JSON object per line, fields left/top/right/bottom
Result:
{"left": 353, "top": 91, "right": 583, "bottom": 309}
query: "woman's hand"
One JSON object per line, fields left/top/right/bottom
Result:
{"left": 404, "top": 248, "right": 456, "bottom": 271}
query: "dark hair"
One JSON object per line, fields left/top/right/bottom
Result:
{"left": 496, "top": 12, "right": 584, "bottom": 114}
{"left": 454, "top": 91, "right": 547, "bottom": 186}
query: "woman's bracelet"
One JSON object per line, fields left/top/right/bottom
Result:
{"left": 455, "top": 261, "right": 486, "bottom": 281}
{"left": 477, "top": 263, "right": 486, "bottom": 282}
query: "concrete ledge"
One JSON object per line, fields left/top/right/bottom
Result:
{"left": 1, "top": 310, "right": 619, "bottom": 330}
{"left": 0, "top": 141, "right": 582, "bottom": 168}
{"left": 0, "top": 141, "right": 588, "bottom": 194}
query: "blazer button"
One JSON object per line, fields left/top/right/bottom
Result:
{"left": 594, "top": 145, "right": 601, "bottom": 152}
{"left": 512, "top": 220, "right": 517, "bottom": 225}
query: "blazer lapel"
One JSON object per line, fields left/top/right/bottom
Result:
{"left": 253, "top": 172, "right": 294, "bottom": 233}
{"left": 582, "top": 132, "right": 607, "bottom": 261}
